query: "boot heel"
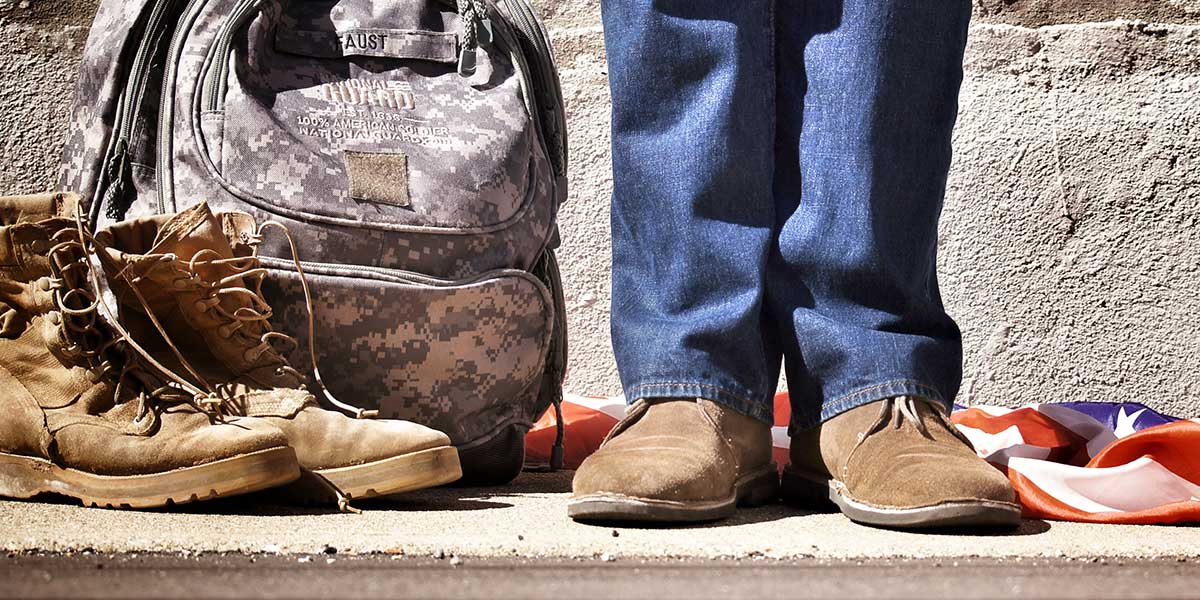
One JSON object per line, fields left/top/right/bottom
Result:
{"left": 780, "top": 468, "right": 837, "bottom": 511}
{"left": 736, "top": 464, "right": 781, "bottom": 507}
{"left": 0, "top": 453, "right": 54, "bottom": 499}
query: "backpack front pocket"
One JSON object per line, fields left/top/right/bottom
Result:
{"left": 260, "top": 262, "right": 553, "bottom": 447}
{"left": 194, "top": 0, "right": 536, "bottom": 233}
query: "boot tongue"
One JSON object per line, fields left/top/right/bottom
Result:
{"left": 148, "top": 202, "right": 299, "bottom": 390}
{"left": 151, "top": 201, "right": 235, "bottom": 262}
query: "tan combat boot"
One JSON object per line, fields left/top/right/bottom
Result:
{"left": 784, "top": 396, "right": 1021, "bottom": 529}
{"left": 0, "top": 193, "right": 299, "bottom": 508}
{"left": 569, "top": 398, "right": 778, "bottom": 522}
{"left": 94, "top": 202, "right": 461, "bottom": 500}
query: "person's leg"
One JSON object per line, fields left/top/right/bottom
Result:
{"left": 771, "top": 0, "right": 1020, "bottom": 528}
{"left": 771, "top": 0, "right": 966, "bottom": 425}
{"left": 605, "top": 0, "right": 780, "bottom": 422}
{"left": 569, "top": 0, "right": 780, "bottom": 523}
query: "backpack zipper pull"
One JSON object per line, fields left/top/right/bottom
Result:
{"left": 457, "top": 46, "right": 478, "bottom": 77}
{"left": 478, "top": 14, "right": 493, "bottom": 45}
{"left": 550, "top": 392, "right": 565, "bottom": 471}
{"left": 102, "top": 139, "right": 132, "bottom": 221}
{"left": 457, "top": 0, "right": 490, "bottom": 77}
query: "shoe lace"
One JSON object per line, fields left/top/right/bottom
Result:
{"left": 863, "top": 396, "right": 973, "bottom": 447}
{"left": 47, "top": 218, "right": 225, "bottom": 429}
{"left": 106, "top": 218, "right": 377, "bottom": 420}
{"left": 159, "top": 248, "right": 303, "bottom": 386}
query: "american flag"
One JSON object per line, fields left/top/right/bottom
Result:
{"left": 526, "top": 393, "right": 1200, "bottom": 524}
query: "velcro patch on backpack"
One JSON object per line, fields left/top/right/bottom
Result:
{"left": 345, "top": 151, "right": 411, "bottom": 208}
{"left": 276, "top": 28, "right": 458, "bottom": 63}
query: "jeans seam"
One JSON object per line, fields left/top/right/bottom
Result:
{"left": 628, "top": 381, "right": 758, "bottom": 405}
{"left": 627, "top": 381, "right": 773, "bottom": 423}
{"left": 767, "top": 0, "right": 777, "bottom": 170}
{"left": 767, "top": 0, "right": 776, "bottom": 78}
{"left": 832, "top": 380, "right": 945, "bottom": 407}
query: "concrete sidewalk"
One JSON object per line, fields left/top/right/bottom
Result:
{"left": 2, "top": 472, "right": 1197, "bottom": 560}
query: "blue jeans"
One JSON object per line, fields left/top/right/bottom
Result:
{"left": 603, "top": 0, "right": 971, "bottom": 431}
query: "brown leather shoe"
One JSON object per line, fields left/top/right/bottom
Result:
{"left": 569, "top": 398, "right": 778, "bottom": 522}
{"left": 783, "top": 396, "right": 1021, "bottom": 529}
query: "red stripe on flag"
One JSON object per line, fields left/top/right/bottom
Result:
{"left": 1009, "top": 466, "right": 1200, "bottom": 525}
{"left": 953, "top": 407, "right": 1092, "bottom": 466}
{"left": 526, "top": 399, "right": 620, "bottom": 469}
{"left": 1088, "top": 421, "right": 1200, "bottom": 482}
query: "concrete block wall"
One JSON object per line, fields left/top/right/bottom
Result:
{"left": 2, "top": 0, "right": 1198, "bottom": 416}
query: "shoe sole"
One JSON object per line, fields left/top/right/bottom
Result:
{"left": 566, "top": 463, "right": 780, "bottom": 523}
{"left": 0, "top": 447, "right": 300, "bottom": 509}
{"left": 780, "top": 467, "right": 1023, "bottom": 529}
{"left": 314, "top": 445, "right": 463, "bottom": 499}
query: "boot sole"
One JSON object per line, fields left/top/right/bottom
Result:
{"left": 566, "top": 463, "right": 780, "bottom": 523}
{"left": 0, "top": 447, "right": 299, "bottom": 509}
{"left": 781, "top": 467, "right": 1023, "bottom": 529}
{"left": 314, "top": 445, "right": 462, "bottom": 499}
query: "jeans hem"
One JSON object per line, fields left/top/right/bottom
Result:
{"left": 626, "top": 381, "right": 774, "bottom": 425}
{"left": 789, "top": 379, "right": 948, "bottom": 433}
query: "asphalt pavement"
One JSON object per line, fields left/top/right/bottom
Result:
{"left": 3, "top": 554, "right": 1199, "bottom": 599}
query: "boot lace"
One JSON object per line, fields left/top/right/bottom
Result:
{"left": 106, "top": 218, "right": 376, "bottom": 419}
{"left": 48, "top": 219, "right": 225, "bottom": 429}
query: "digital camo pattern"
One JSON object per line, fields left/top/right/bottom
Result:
{"left": 277, "top": 0, "right": 459, "bottom": 44}
{"left": 59, "top": 0, "right": 566, "bottom": 453}
{"left": 169, "top": 0, "right": 553, "bottom": 279}
{"left": 261, "top": 267, "right": 553, "bottom": 445}
{"left": 58, "top": 0, "right": 158, "bottom": 204}
{"left": 214, "top": 155, "right": 552, "bottom": 279}
{"left": 213, "top": 0, "right": 533, "bottom": 230}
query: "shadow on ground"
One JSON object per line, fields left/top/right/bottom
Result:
{"left": 142, "top": 469, "right": 579, "bottom": 516}
{"left": 7, "top": 470, "right": 1058, "bottom": 538}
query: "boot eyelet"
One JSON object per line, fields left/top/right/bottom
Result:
{"left": 46, "top": 312, "right": 62, "bottom": 326}
{"left": 38, "top": 278, "right": 53, "bottom": 291}
{"left": 242, "top": 349, "right": 257, "bottom": 362}
{"left": 218, "top": 325, "right": 233, "bottom": 338}
{"left": 86, "top": 370, "right": 102, "bottom": 383}
{"left": 194, "top": 300, "right": 209, "bottom": 312}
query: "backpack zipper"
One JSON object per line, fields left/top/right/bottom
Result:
{"left": 498, "top": 0, "right": 567, "bottom": 179}
{"left": 202, "top": 0, "right": 484, "bottom": 112}
{"left": 456, "top": 0, "right": 493, "bottom": 76}
{"left": 202, "top": 0, "right": 265, "bottom": 113}
{"left": 484, "top": 6, "right": 556, "bottom": 219}
{"left": 167, "top": 0, "right": 564, "bottom": 211}
{"left": 258, "top": 255, "right": 537, "bottom": 290}
{"left": 157, "top": 0, "right": 208, "bottom": 214}
{"left": 96, "top": 0, "right": 178, "bottom": 222}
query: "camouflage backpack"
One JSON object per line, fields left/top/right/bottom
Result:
{"left": 59, "top": 0, "right": 568, "bottom": 484}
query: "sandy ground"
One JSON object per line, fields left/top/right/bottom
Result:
{"left": 2, "top": 472, "right": 1198, "bottom": 560}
